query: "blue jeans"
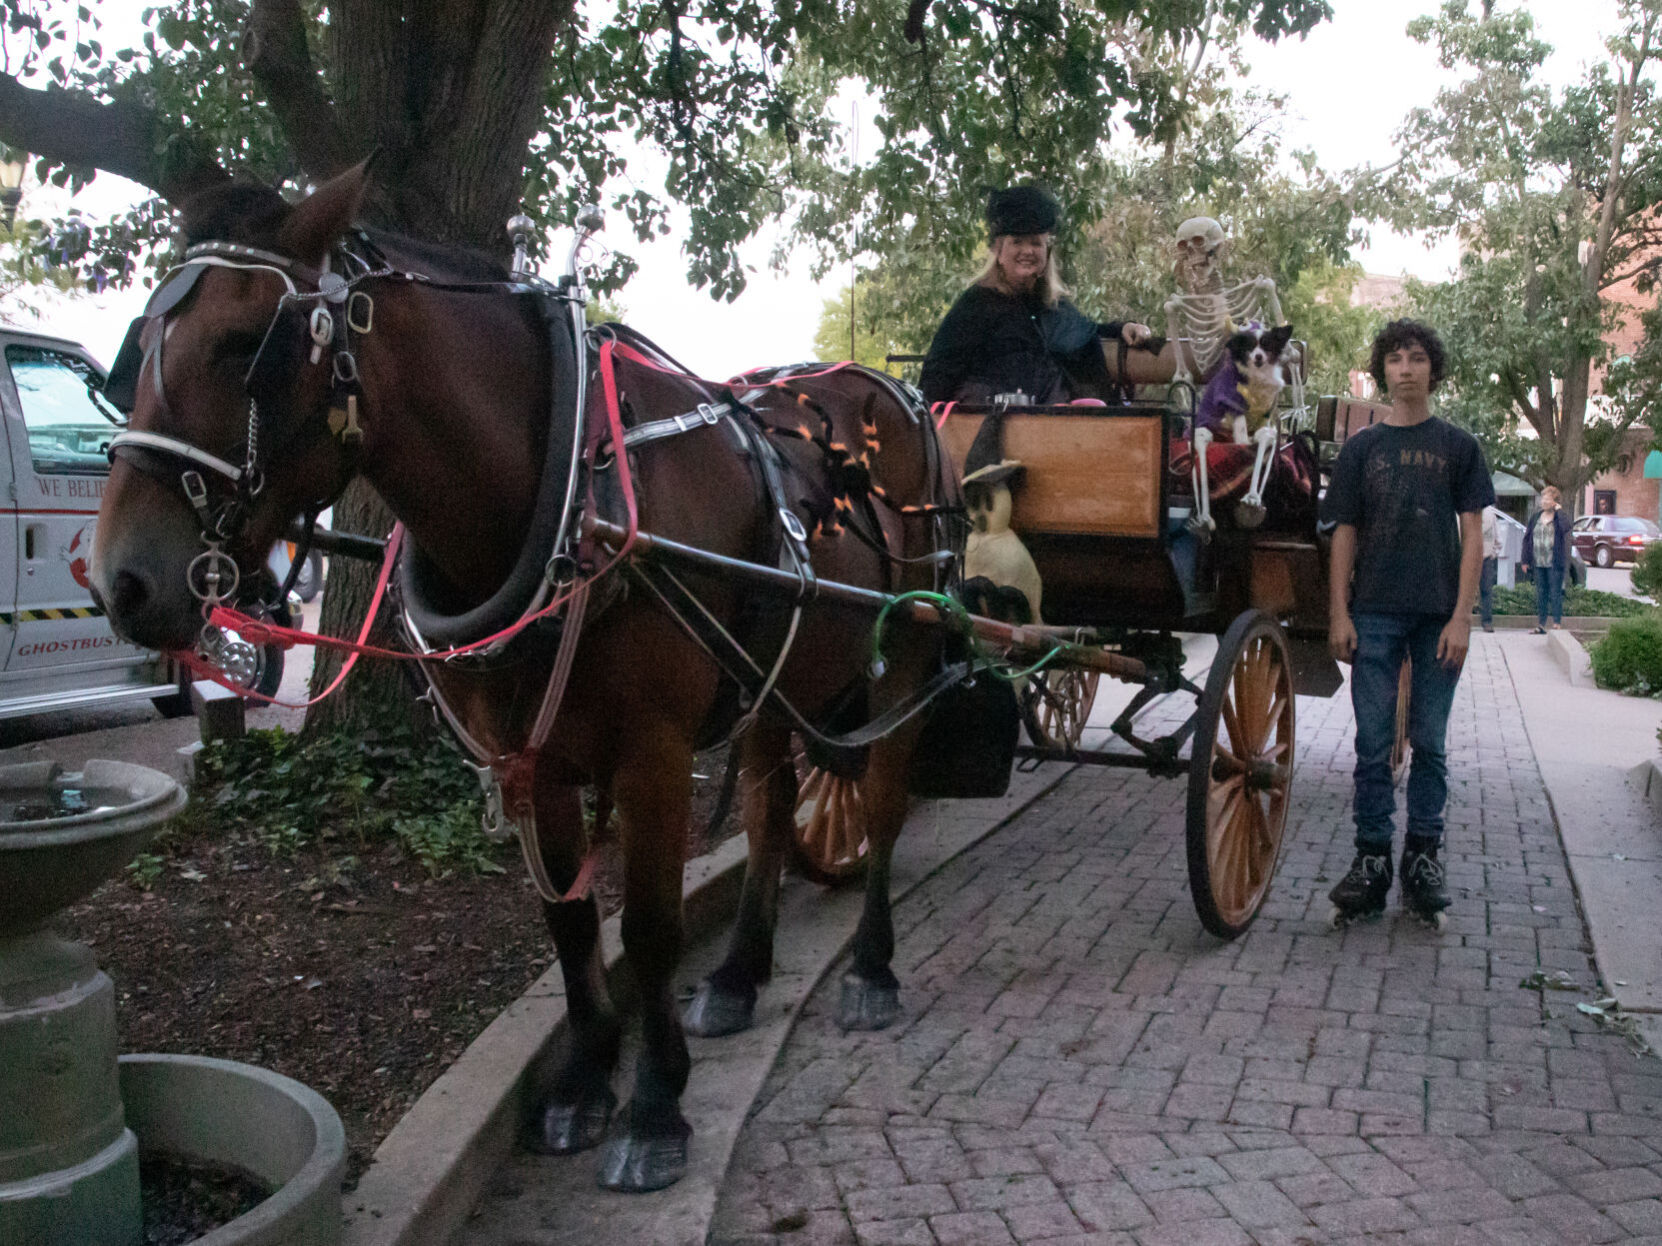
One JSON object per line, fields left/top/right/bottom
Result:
{"left": 1479, "top": 556, "right": 1496, "bottom": 626}
{"left": 1350, "top": 612, "right": 1464, "bottom": 853}
{"left": 1533, "top": 565, "right": 1563, "bottom": 626}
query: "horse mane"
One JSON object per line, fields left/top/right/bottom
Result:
{"left": 176, "top": 182, "right": 511, "bottom": 283}
{"left": 359, "top": 228, "right": 508, "bottom": 282}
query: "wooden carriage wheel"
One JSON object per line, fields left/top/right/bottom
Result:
{"left": 1390, "top": 658, "right": 1411, "bottom": 783}
{"left": 1020, "top": 665, "right": 1102, "bottom": 750}
{"left": 1186, "top": 610, "right": 1296, "bottom": 939}
{"left": 790, "top": 750, "right": 870, "bottom": 886}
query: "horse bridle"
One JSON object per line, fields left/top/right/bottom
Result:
{"left": 105, "top": 239, "right": 393, "bottom": 611}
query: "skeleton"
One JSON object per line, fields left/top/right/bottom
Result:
{"left": 1163, "top": 217, "right": 1307, "bottom": 531}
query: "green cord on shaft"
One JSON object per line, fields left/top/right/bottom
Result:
{"left": 869, "top": 590, "right": 1070, "bottom": 683}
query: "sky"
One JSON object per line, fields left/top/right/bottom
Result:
{"left": 6, "top": 0, "right": 1635, "bottom": 377}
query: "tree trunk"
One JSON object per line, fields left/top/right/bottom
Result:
{"left": 297, "top": 0, "right": 571, "bottom": 735}
{"left": 299, "top": 478, "right": 409, "bottom": 737}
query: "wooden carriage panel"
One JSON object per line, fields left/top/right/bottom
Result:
{"left": 1250, "top": 539, "right": 1329, "bottom": 632}
{"left": 940, "top": 413, "right": 1163, "bottom": 539}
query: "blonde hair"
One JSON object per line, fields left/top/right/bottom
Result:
{"left": 976, "top": 235, "right": 1070, "bottom": 307}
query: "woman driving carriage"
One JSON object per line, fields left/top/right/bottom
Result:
{"left": 919, "top": 185, "right": 1174, "bottom": 406}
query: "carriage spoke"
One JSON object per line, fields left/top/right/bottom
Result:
{"left": 1249, "top": 643, "right": 1275, "bottom": 752}
{"left": 809, "top": 777, "right": 833, "bottom": 858}
{"left": 835, "top": 780, "right": 858, "bottom": 863}
{"left": 1263, "top": 684, "right": 1288, "bottom": 739}
{"left": 1220, "top": 688, "right": 1247, "bottom": 760}
{"left": 1236, "top": 644, "right": 1267, "bottom": 755}
{"left": 1230, "top": 658, "right": 1254, "bottom": 751}
{"left": 843, "top": 783, "right": 866, "bottom": 863}
{"left": 1208, "top": 777, "right": 1245, "bottom": 877}
{"left": 800, "top": 781, "right": 826, "bottom": 859}
{"left": 1224, "top": 792, "right": 1255, "bottom": 913}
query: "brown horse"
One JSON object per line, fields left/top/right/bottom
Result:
{"left": 90, "top": 164, "right": 961, "bottom": 1193}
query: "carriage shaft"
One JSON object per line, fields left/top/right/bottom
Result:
{"left": 582, "top": 518, "right": 1147, "bottom": 681}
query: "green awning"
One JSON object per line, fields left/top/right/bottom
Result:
{"left": 1645, "top": 450, "right": 1662, "bottom": 479}
{"left": 1492, "top": 471, "right": 1536, "bottom": 496}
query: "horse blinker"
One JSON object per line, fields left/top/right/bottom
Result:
{"left": 245, "top": 303, "right": 309, "bottom": 411}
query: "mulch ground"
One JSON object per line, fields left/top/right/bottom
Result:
{"left": 57, "top": 744, "right": 737, "bottom": 1184}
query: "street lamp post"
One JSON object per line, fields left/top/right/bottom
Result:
{"left": 0, "top": 148, "right": 26, "bottom": 231}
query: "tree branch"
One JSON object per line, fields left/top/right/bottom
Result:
{"left": 0, "top": 75, "right": 226, "bottom": 201}
{"left": 904, "top": 0, "right": 932, "bottom": 44}
{"left": 243, "top": 0, "right": 355, "bottom": 180}
{"left": 1501, "top": 365, "right": 1551, "bottom": 440}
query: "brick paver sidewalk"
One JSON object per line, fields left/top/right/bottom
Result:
{"left": 710, "top": 637, "right": 1662, "bottom": 1245}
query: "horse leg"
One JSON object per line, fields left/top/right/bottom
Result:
{"left": 684, "top": 721, "right": 795, "bottom": 1037}
{"left": 524, "top": 782, "right": 622, "bottom": 1155}
{"left": 596, "top": 728, "right": 696, "bottom": 1193}
{"left": 838, "top": 732, "right": 912, "bottom": 1031}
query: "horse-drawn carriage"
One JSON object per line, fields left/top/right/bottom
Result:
{"left": 91, "top": 180, "right": 1399, "bottom": 1191}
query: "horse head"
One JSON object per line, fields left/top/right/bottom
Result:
{"left": 92, "top": 164, "right": 371, "bottom": 651}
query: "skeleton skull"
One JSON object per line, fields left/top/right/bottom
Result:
{"left": 1174, "top": 216, "right": 1229, "bottom": 292}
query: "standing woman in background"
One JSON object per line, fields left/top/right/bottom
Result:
{"left": 1520, "top": 486, "right": 1570, "bottom": 633}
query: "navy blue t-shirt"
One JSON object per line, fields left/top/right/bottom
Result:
{"left": 1323, "top": 417, "right": 1495, "bottom": 617}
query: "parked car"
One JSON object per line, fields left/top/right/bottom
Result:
{"left": 0, "top": 327, "right": 284, "bottom": 720}
{"left": 1570, "top": 514, "right": 1662, "bottom": 568}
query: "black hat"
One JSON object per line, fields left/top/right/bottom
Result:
{"left": 986, "top": 185, "right": 1060, "bottom": 238}
{"left": 961, "top": 411, "right": 1024, "bottom": 487}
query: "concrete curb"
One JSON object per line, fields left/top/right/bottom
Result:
{"left": 1547, "top": 627, "right": 1594, "bottom": 685}
{"left": 340, "top": 834, "right": 751, "bottom": 1246}
{"left": 1630, "top": 757, "right": 1662, "bottom": 825}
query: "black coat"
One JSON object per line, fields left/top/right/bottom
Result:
{"left": 919, "top": 284, "right": 1124, "bottom": 405}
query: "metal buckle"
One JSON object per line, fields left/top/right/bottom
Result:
{"left": 697, "top": 402, "right": 722, "bottom": 425}
{"left": 347, "top": 291, "right": 374, "bottom": 334}
{"left": 780, "top": 508, "right": 809, "bottom": 544}
{"left": 181, "top": 470, "right": 209, "bottom": 511}
{"left": 332, "top": 351, "right": 360, "bottom": 386}
{"left": 467, "top": 762, "right": 514, "bottom": 843}
{"left": 544, "top": 552, "right": 578, "bottom": 587}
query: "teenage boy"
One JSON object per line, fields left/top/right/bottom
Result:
{"left": 1325, "top": 320, "right": 1495, "bottom": 921}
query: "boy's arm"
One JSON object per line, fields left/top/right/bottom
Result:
{"left": 1329, "top": 523, "right": 1358, "bottom": 661}
{"left": 1438, "top": 511, "right": 1483, "bottom": 669}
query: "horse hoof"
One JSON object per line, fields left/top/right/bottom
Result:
{"left": 682, "top": 979, "right": 755, "bottom": 1037}
{"left": 837, "top": 973, "right": 900, "bottom": 1031}
{"left": 595, "top": 1131, "right": 688, "bottom": 1192}
{"left": 525, "top": 1088, "right": 616, "bottom": 1155}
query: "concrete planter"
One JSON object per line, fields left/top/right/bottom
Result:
{"left": 120, "top": 1054, "right": 345, "bottom": 1246}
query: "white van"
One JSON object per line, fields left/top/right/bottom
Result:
{"left": 0, "top": 327, "right": 195, "bottom": 718}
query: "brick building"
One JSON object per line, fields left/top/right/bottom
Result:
{"left": 1579, "top": 263, "right": 1662, "bottom": 520}
{"left": 1579, "top": 426, "right": 1661, "bottom": 521}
